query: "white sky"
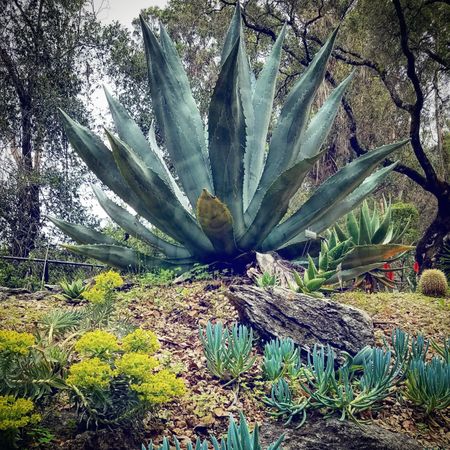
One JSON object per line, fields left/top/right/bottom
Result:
{"left": 94, "top": 0, "right": 169, "bottom": 28}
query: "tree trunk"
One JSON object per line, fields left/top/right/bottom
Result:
{"left": 11, "top": 98, "right": 40, "bottom": 257}
{"left": 415, "top": 194, "right": 450, "bottom": 271}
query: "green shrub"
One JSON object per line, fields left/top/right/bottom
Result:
{"left": 391, "top": 202, "right": 419, "bottom": 244}
{"left": 418, "top": 269, "right": 448, "bottom": 297}
{"left": 256, "top": 271, "right": 278, "bottom": 289}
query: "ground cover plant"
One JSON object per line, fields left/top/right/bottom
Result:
{"left": 0, "top": 276, "right": 448, "bottom": 449}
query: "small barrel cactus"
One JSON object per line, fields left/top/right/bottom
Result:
{"left": 418, "top": 269, "right": 448, "bottom": 297}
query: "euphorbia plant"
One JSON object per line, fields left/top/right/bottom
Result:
{"left": 50, "top": 5, "right": 408, "bottom": 272}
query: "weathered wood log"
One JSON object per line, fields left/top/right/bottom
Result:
{"left": 227, "top": 285, "right": 374, "bottom": 355}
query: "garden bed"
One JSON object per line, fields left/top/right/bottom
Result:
{"left": 0, "top": 279, "right": 449, "bottom": 449}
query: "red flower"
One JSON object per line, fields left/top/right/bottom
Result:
{"left": 413, "top": 261, "right": 420, "bottom": 274}
{"left": 383, "top": 263, "right": 395, "bottom": 281}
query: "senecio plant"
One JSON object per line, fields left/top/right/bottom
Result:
{"left": 50, "top": 5, "right": 408, "bottom": 272}
{"left": 143, "top": 411, "right": 284, "bottom": 450}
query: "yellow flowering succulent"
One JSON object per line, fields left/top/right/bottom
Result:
{"left": 0, "top": 396, "right": 40, "bottom": 431}
{"left": 66, "top": 357, "right": 113, "bottom": 389}
{"left": 131, "top": 369, "right": 186, "bottom": 404}
{"left": 122, "top": 328, "right": 160, "bottom": 354}
{"left": 83, "top": 270, "right": 124, "bottom": 304}
{"left": 74, "top": 330, "right": 119, "bottom": 357}
{"left": 0, "top": 330, "right": 35, "bottom": 355}
{"left": 115, "top": 352, "right": 158, "bottom": 381}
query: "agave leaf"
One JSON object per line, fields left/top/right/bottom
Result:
{"left": 347, "top": 211, "right": 360, "bottom": 243}
{"left": 208, "top": 38, "right": 246, "bottom": 235}
{"left": 140, "top": 18, "right": 212, "bottom": 209}
{"left": 341, "top": 244, "right": 414, "bottom": 270}
{"left": 329, "top": 263, "right": 384, "bottom": 284}
{"left": 104, "top": 88, "right": 169, "bottom": 182}
{"left": 334, "top": 223, "right": 347, "bottom": 243}
{"left": 196, "top": 190, "right": 237, "bottom": 257}
{"left": 246, "top": 29, "right": 339, "bottom": 224}
{"left": 58, "top": 110, "right": 169, "bottom": 227}
{"left": 62, "top": 244, "right": 191, "bottom": 272}
{"left": 106, "top": 130, "right": 214, "bottom": 257}
{"left": 239, "top": 154, "right": 323, "bottom": 250}
{"left": 148, "top": 121, "right": 191, "bottom": 212}
{"left": 48, "top": 216, "right": 117, "bottom": 245}
{"left": 261, "top": 140, "right": 406, "bottom": 251}
{"left": 275, "top": 164, "right": 398, "bottom": 254}
{"left": 298, "top": 71, "right": 355, "bottom": 160}
{"left": 372, "top": 203, "right": 392, "bottom": 244}
{"left": 358, "top": 201, "right": 372, "bottom": 245}
{"left": 306, "top": 278, "right": 326, "bottom": 291}
{"left": 92, "top": 186, "right": 191, "bottom": 259}
{"left": 246, "top": 24, "right": 287, "bottom": 206}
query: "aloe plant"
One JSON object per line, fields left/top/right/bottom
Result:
{"left": 50, "top": 6, "right": 407, "bottom": 272}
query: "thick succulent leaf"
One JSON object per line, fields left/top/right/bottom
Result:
{"left": 148, "top": 122, "right": 191, "bottom": 212}
{"left": 140, "top": 18, "right": 212, "bottom": 209}
{"left": 358, "top": 201, "right": 372, "bottom": 245}
{"left": 92, "top": 186, "right": 191, "bottom": 259}
{"left": 347, "top": 211, "right": 360, "bottom": 243}
{"left": 328, "top": 263, "right": 384, "bottom": 284}
{"left": 106, "top": 130, "right": 214, "bottom": 258}
{"left": 221, "top": 3, "right": 243, "bottom": 65}
{"left": 48, "top": 216, "right": 117, "bottom": 245}
{"left": 261, "top": 140, "right": 407, "bottom": 251}
{"left": 63, "top": 244, "right": 191, "bottom": 272}
{"left": 340, "top": 244, "right": 414, "bottom": 270}
{"left": 239, "top": 154, "right": 323, "bottom": 250}
{"left": 208, "top": 38, "right": 246, "bottom": 235}
{"left": 104, "top": 88, "right": 168, "bottom": 181}
{"left": 246, "top": 29, "right": 338, "bottom": 223}
{"left": 246, "top": 24, "right": 287, "bottom": 206}
{"left": 372, "top": 204, "right": 392, "bottom": 244}
{"left": 273, "top": 164, "right": 398, "bottom": 255}
{"left": 196, "top": 190, "right": 237, "bottom": 257}
{"left": 298, "top": 71, "right": 355, "bottom": 160}
{"left": 59, "top": 110, "right": 170, "bottom": 229}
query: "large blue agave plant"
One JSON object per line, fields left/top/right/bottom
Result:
{"left": 50, "top": 5, "right": 407, "bottom": 272}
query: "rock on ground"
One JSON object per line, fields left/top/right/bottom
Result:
{"left": 261, "top": 415, "right": 422, "bottom": 450}
{"left": 227, "top": 285, "right": 374, "bottom": 355}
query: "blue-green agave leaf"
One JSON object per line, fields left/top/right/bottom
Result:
{"left": 298, "top": 71, "right": 355, "bottom": 159}
{"left": 239, "top": 153, "right": 325, "bottom": 250}
{"left": 208, "top": 38, "right": 246, "bottom": 235}
{"left": 262, "top": 141, "right": 407, "bottom": 251}
{"left": 106, "top": 130, "right": 214, "bottom": 257}
{"left": 140, "top": 17, "right": 212, "bottom": 209}
{"left": 246, "top": 24, "right": 287, "bottom": 207}
{"left": 246, "top": 28, "right": 339, "bottom": 224}
{"left": 92, "top": 186, "right": 191, "bottom": 259}
{"left": 63, "top": 244, "right": 191, "bottom": 272}
{"left": 58, "top": 110, "right": 163, "bottom": 226}
{"left": 48, "top": 216, "right": 117, "bottom": 246}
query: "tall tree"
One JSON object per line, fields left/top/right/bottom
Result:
{"left": 0, "top": 0, "right": 111, "bottom": 256}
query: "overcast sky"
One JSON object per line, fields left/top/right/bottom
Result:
{"left": 94, "top": 0, "right": 168, "bottom": 28}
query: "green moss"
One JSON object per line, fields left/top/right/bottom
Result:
{"left": 333, "top": 291, "right": 450, "bottom": 341}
